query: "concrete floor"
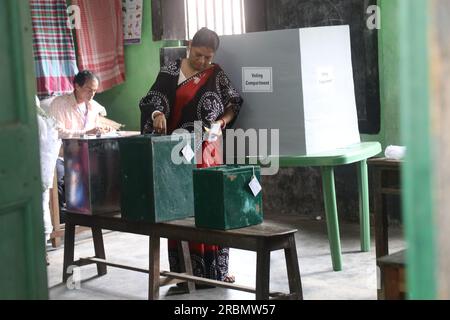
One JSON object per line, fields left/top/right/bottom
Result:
{"left": 47, "top": 212, "right": 405, "bottom": 300}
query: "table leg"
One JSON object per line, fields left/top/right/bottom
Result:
{"left": 92, "top": 227, "right": 107, "bottom": 276}
{"left": 149, "top": 235, "right": 160, "bottom": 300}
{"left": 357, "top": 159, "right": 371, "bottom": 252}
{"left": 373, "top": 167, "right": 389, "bottom": 259}
{"left": 178, "top": 241, "right": 196, "bottom": 293}
{"left": 284, "top": 235, "right": 303, "bottom": 299}
{"left": 62, "top": 221, "right": 75, "bottom": 283}
{"left": 373, "top": 166, "right": 389, "bottom": 299}
{"left": 256, "top": 240, "right": 270, "bottom": 300}
{"left": 321, "top": 166, "right": 342, "bottom": 271}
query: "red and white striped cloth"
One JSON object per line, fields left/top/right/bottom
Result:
{"left": 72, "top": 0, "right": 126, "bottom": 92}
{"left": 30, "top": 0, "right": 79, "bottom": 98}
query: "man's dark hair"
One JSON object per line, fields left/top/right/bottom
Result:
{"left": 73, "top": 70, "right": 99, "bottom": 87}
{"left": 191, "top": 27, "right": 220, "bottom": 51}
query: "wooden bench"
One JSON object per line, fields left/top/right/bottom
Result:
{"left": 150, "top": 217, "right": 303, "bottom": 300}
{"left": 62, "top": 211, "right": 197, "bottom": 299}
{"left": 377, "top": 249, "right": 406, "bottom": 300}
{"left": 62, "top": 211, "right": 303, "bottom": 300}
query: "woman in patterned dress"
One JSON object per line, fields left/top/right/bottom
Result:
{"left": 139, "top": 28, "right": 243, "bottom": 283}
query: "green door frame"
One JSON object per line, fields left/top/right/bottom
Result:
{"left": 399, "top": 0, "right": 436, "bottom": 299}
{"left": 0, "top": 1, "right": 48, "bottom": 299}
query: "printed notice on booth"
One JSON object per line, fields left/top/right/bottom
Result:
{"left": 242, "top": 67, "right": 273, "bottom": 93}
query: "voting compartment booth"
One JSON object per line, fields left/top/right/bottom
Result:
{"left": 214, "top": 26, "right": 360, "bottom": 157}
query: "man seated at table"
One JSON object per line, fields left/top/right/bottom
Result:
{"left": 48, "top": 70, "right": 109, "bottom": 215}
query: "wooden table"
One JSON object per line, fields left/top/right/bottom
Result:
{"left": 62, "top": 211, "right": 303, "bottom": 300}
{"left": 249, "top": 142, "right": 382, "bottom": 271}
{"left": 368, "top": 157, "right": 403, "bottom": 299}
{"left": 368, "top": 158, "right": 402, "bottom": 260}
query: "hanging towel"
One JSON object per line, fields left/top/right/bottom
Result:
{"left": 30, "top": 0, "right": 79, "bottom": 98}
{"left": 72, "top": 0, "right": 126, "bottom": 92}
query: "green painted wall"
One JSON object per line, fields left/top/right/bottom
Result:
{"left": 362, "top": 0, "right": 402, "bottom": 150}
{"left": 95, "top": 0, "right": 178, "bottom": 131}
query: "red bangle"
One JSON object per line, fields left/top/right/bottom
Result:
{"left": 219, "top": 119, "right": 226, "bottom": 129}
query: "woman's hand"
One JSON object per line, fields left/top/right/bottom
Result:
{"left": 205, "top": 119, "right": 225, "bottom": 142}
{"left": 213, "top": 119, "right": 226, "bottom": 130}
{"left": 85, "top": 127, "right": 101, "bottom": 135}
{"left": 153, "top": 112, "right": 167, "bottom": 134}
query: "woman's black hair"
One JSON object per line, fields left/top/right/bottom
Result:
{"left": 191, "top": 27, "right": 220, "bottom": 51}
{"left": 73, "top": 70, "right": 99, "bottom": 87}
